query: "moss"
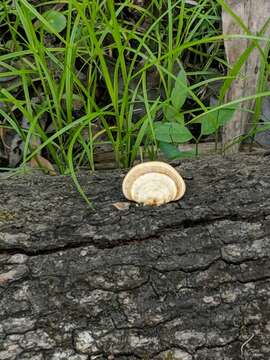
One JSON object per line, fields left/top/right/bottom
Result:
{"left": 0, "top": 211, "right": 16, "bottom": 221}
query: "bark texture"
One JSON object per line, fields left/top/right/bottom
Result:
{"left": 0, "top": 155, "right": 270, "bottom": 360}
{"left": 222, "top": 0, "right": 270, "bottom": 154}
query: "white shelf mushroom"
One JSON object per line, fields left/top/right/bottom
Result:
{"left": 122, "top": 161, "right": 186, "bottom": 206}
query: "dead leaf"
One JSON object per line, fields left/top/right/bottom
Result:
{"left": 113, "top": 202, "right": 130, "bottom": 211}
{"left": 29, "top": 155, "right": 57, "bottom": 175}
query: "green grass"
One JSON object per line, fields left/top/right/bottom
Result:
{"left": 1, "top": 0, "right": 270, "bottom": 200}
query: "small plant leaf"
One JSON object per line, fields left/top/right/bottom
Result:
{"left": 43, "top": 10, "right": 66, "bottom": 33}
{"left": 154, "top": 122, "right": 193, "bottom": 143}
{"left": 159, "top": 141, "right": 183, "bottom": 160}
{"left": 171, "top": 68, "right": 188, "bottom": 110}
{"left": 163, "top": 103, "right": 184, "bottom": 123}
{"left": 199, "top": 105, "right": 237, "bottom": 136}
{"left": 217, "top": 106, "right": 237, "bottom": 126}
{"left": 201, "top": 113, "right": 218, "bottom": 135}
{"left": 175, "top": 150, "right": 196, "bottom": 158}
{"left": 159, "top": 142, "right": 195, "bottom": 160}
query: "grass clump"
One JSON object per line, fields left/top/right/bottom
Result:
{"left": 0, "top": 0, "right": 270, "bottom": 182}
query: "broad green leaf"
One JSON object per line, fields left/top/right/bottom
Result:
{"left": 163, "top": 103, "right": 184, "bottom": 123}
{"left": 171, "top": 68, "right": 188, "bottom": 110}
{"left": 200, "top": 106, "right": 237, "bottom": 136}
{"left": 201, "top": 113, "right": 218, "bottom": 135}
{"left": 159, "top": 142, "right": 183, "bottom": 160}
{"left": 217, "top": 106, "right": 237, "bottom": 126}
{"left": 154, "top": 122, "right": 193, "bottom": 143}
{"left": 159, "top": 142, "right": 195, "bottom": 159}
{"left": 174, "top": 150, "right": 196, "bottom": 159}
{"left": 43, "top": 10, "right": 66, "bottom": 33}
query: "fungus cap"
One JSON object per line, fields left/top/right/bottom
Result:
{"left": 122, "top": 161, "right": 186, "bottom": 206}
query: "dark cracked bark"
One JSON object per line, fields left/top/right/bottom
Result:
{"left": 0, "top": 155, "right": 270, "bottom": 360}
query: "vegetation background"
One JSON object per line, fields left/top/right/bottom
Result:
{"left": 1, "top": 0, "right": 270, "bottom": 199}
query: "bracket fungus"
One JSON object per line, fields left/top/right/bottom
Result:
{"left": 122, "top": 161, "right": 186, "bottom": 206}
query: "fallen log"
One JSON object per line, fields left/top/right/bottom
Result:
{"left": 0, "top": 155, "right": 270, "bottom": 360}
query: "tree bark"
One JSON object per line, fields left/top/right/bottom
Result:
{"left": 0, "top": 155, "right": 270, "bottom": 359}
{"left": 222, "top": 0, "right": 270, "bottom": 154}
